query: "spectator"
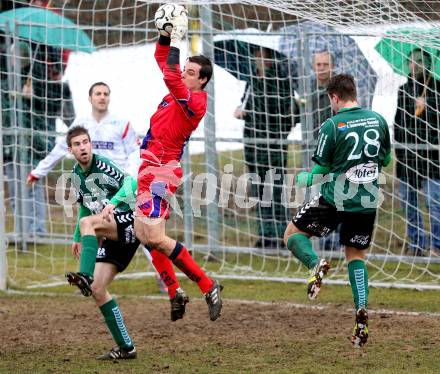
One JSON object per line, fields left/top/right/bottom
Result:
{"left": 27, "top": 82, "right": 139, "bottom": 182}
{"left": 29, "top": 0, "right": 76, "bottom": 127}
{"left": 1, "top": 39, "right": 50, "bottom": 237}
{"left": 30, "top": 0, "right": 75, "bottom": 126}
{"left": 1, "top": 34, "right": 14, "bottom": 204}
{"left": 394, "top": 48, "right": 440, "bottom": 256}
{"left": 234, "top": 47, "right": 298, "bottom": 249}
{"left": 1, "top": 1, "right": 73, "bottom": 238}
{"left": 0, "top": 33, "right": 12, "bottom": 164}
{"left": 309, "top": 51, "right": 334, "bottom": 138}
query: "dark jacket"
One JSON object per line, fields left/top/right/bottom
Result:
{"left": 394, "top": 75, "right": 440, "bottom": 187}
{"left": 242, "top": 64, "right": 298, "bottom": 147}
{"left": 309, "top": 78, "right": 333, "bottom": 139}
{"left": 0, "top": 41, "right": 58, "bottom": 164}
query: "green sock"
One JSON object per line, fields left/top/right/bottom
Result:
{"left": 99, "top": 298, "right": 133, "bottom": 349}
{"left": 348, "top": 259, "right": 369, "bottom": 310}
{"left": 79, "top": 235, "right": 98, "bottom": 277}
{"left": 287, "top": 233, "right": 319, "bottom": 270}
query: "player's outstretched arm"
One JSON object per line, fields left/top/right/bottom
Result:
{"left": 296, "top": 164, "right": 331, "bottom": 188}
{"left": 28, "top": 137, "right": 69, "bottom": 184}
{"left": 109, "top": 175, "right": 138, "bottom": 211}
{"left": 382, "top": 151, "right": 392, "bottom": 167}
{"left": 153, "top": 4, "right": 187, "bottom": 71}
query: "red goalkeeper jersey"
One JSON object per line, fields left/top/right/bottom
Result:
{"left": 140, "top": 43, "right": 208, "bottom": 164}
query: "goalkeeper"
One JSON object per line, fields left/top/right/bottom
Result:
{"left": 65, "top": 126, "right": 138, "bottom": 360}
{"left": 284, "top": 74, "right": 391, "bottom": 348}
{"left": 134, "top": 4, "right": 223, "bottom": 322}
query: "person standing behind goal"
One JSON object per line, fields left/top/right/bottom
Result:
{"left": 284, "top": 74, "right": 391, "bottom": 348}
{"left": 27, "top": 82, "right": 139, "bottom": 181}
{"left": 134, "top": 5, "right": 223, "bottom": 322}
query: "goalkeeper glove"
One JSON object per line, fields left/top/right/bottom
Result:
{"left": 170, "top": 14, "right": 188, "bottom": 49}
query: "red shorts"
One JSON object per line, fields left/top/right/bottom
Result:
{"left": 136, "top": 158, "right": 183, "bottom": 220}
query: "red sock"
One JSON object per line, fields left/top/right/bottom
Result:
{"left": 170, "top": 242, "right": 213, "bottom": 294}
{"left": 150, "top": 249, "right": 179, "bottom": 299}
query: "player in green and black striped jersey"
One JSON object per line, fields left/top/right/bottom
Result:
{"left": 64, "top": 126, "right": 138, "bottom": 360}
{"left": 284, "top": 74, "right": 391, "bottom": 348}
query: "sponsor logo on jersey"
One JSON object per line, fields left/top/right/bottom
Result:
{"left": 345, "top": 161, "right": 378, "bottom": 183}
{"left": 92, "top": 141, "right": 114, "bottom": 150}
{"left": 337, "top": 122, "right": 349, "bottom": 131}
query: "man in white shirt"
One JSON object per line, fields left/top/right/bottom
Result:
{"left": 27, "top": 82, "right": 140, "bottom": 181}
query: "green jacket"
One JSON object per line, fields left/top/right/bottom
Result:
{"left": 242, "top": 65, "right": 298, "bottom": 146}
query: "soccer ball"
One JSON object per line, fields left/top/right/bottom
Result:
{"left": 154, "top": 4, "right": 187, "bottom": 36}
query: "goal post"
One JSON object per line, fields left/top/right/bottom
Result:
{"left": 0, "top": 85, "right": 6, "bottom": 291}
{"left": 0, "top": 0, "right": 439, "bottom": 292}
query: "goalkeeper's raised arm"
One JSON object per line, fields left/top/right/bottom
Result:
{"left": 153, "top": 4, "right": 188, "bottom": 70}
{"left": 27, "top": 136, "right": 70, "bottom": 183}
{"left": 144, "top": 4, "right": 213, "bottom": 163}
{"left": 153, "top": 4, "right": 209, "bottom": 115}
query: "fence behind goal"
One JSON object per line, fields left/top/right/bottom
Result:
{"left": 0, "top": 0, "right": 439, "bottom": 292}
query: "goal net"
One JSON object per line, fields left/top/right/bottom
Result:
{"left": 0, "top": 0, "right": 439, "bottom": 292}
